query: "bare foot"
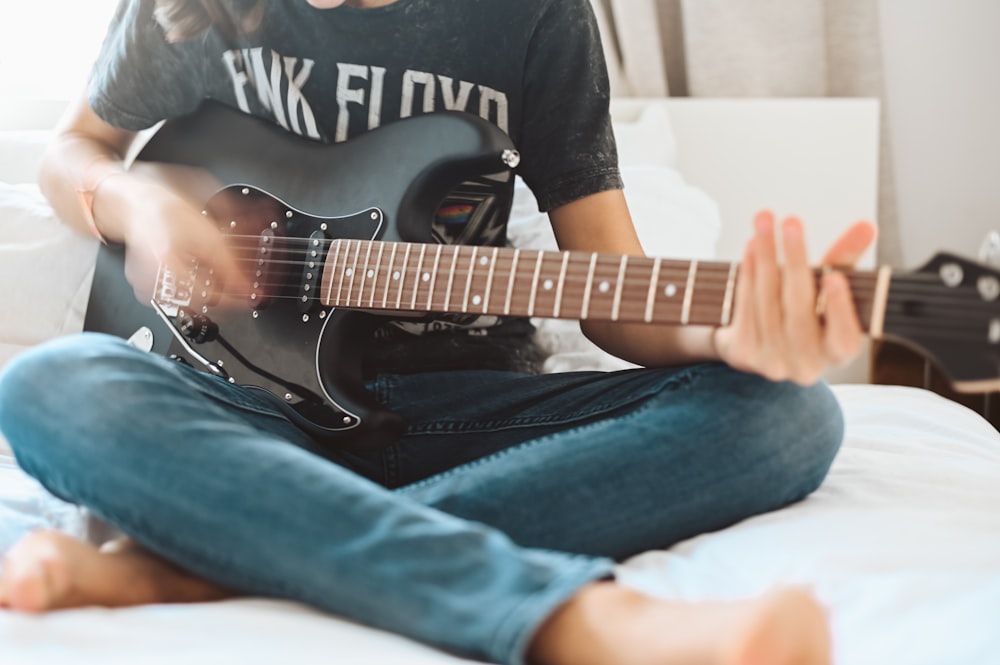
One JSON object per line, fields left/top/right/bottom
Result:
{"left": 528, "top": 582, "right": 830, "bottom": 665}
{"left": 0, "top": 530, "right": 234, "bottom": 613}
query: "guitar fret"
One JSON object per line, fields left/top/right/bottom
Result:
{"left": 327, "top": 239, "right": 344, "bottom": 306}
{"left": 644, "top": 257, "right": 662, "bottom": 323}
{"left": 462, "top": 247, "right": 478, "bottom": 312}
{"left": 411, "top": 244, "right": 427, "bottom": 310}
{"left": 581, "top": 253, "right": 598, "bottom": 319}
{"left": 482, "top": 247, "right": 499, "bottom": 313}
{"left": 681, "top": 260, "right": 698, "bottom": 324}
{"left": 356, "top": 241, "right": 374, "bottom": 306}
{"left": 443, "top": 245, "right": 460, "bottom": 312}
{"left": 553, "top": 251, "right": 570, "bottom": 318}
{"left": 347, "top": 240, "right": 362, "bottom": 307}
{"left": 395, "top": 244, "right": 410, "bottom": 310}
{"left": 427, "top": 245, "right": 443, "bottom": 311}
{"left": 721, "top": 262, "right": 738, "bottom": 325}
{"left": 369, "top": 242, "right": 385, "bottom": 308}
{"left": 611, "top": 255, "right": 629, "bottom": 321}
{"left": 527, "top": 251, "right": 544, "bottom": 317}
{"left": 381, "top": 243, "right": 397, "bottom": 309}
{"left": 504, "top": 249, "right": 520, "bottom": 316}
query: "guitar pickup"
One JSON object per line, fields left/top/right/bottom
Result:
{"left": 250, "top": 229, "right": 277, "bottom": 310}
{"left": 298, "top": 230, "right": 325, "bottom": 313}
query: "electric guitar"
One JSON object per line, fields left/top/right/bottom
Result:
{"left": 84, "top": 102, "right": 1000, "bottom": 452}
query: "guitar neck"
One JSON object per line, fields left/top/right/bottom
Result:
{"left": 320, "top": 239, "right": 892, "bottom": 332}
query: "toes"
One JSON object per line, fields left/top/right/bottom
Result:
{"left": 0, "top": 530, "right": 79, "bottom": 613}
{"left": 1, "top": 554, "right": 54, "bottom": 613}
{"left": 729, "top": 589, "right": 831, "bottom": 665}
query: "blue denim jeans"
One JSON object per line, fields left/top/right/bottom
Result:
{"left": 0, "top": 333, "right": 843, "bottom": 665}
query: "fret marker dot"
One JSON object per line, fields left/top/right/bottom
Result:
{"left": 422, "top": 273, "right": 431, "bottom": 282}
{"left": 393, "top": 271, "right": 401, "bottom": 281}
{"left": 543, "top": 279, "right": 554, "bottom": 291}
{"left": 665, "top": 284, "right": 677, "bottom": 297}
{"left": 345, "top": 269, "right": 354, "bottom": 277}
{"left": 366, "top": 270, "right": 375, "bottom": 279}
{"left": 598, "top": 281, "right": 610, "bottom": 293}
{"left": 472, "top": 295, "right": 483, "bottom": 306}
{"left": 479, "top": 256, "right": 489, "bottom": 266}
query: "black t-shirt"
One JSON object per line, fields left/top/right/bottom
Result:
{"left": 90, "top": 0, "right": 622, "bottom": 374}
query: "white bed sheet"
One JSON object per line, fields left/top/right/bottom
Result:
{"left": 2, "top": 384, "right": 998, "bottom": 665}
{"left": 2, "top": 95, "right": 996, "bottom": 664}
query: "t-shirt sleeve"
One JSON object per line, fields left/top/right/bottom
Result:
{"left": 88, "top": 0, "right": 207, "bottom": 131}
{"left": 516, "top": 0, "right": 622, "bottom": 213}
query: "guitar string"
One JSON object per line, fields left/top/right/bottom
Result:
{"left": 208, "top": 237, "right": 1000, "bottom": 296}
{"left": 193, "top": 267, "right": 884, "bottom": 302}
{"left": 173, "top": 275, "right": 1000, "bottom": 334}
{"left": 231, "top": 266, "right": 993, "bottom": 314}
{"left": 188, "top": 295, "right": 1000, "bottom": 339}
{"left": 202, "top": 246, "right": 886, "bottom": 284}
{"left": 175, "top": 253, "right": 886, "bottom": 301}
{"left": 205, "top": 234, "right": 1000, "bottom": 293}
{"left": 170, "top": 280, "right": 887, "bottom": 318}
{"left": 165, "top": 238, "right": 1000, "bottom": 329}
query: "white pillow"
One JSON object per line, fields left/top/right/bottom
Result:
{"left": 508, "top": 104, "right": 721, "bottom": 373}
{"left": 0, "top": 130, "right": 50, "bottom": 185}
{"left": 612, "top": 102, "right": 678, "bottom": 170}
{"left": 0, "top": 183, "right": 98, "bottom": 371}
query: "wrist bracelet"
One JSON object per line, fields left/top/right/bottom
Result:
{"left": 77, "top": 158, "right": 126, "bottom": 245}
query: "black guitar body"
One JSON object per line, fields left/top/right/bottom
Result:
{"left": 84, "top": 102, "right": 518, "bottom": 452}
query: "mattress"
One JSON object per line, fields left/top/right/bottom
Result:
{"left": 1, "top": 383, "right": 998, "bottom": 664}
{"left": 3, "top": 96, "right": 997, "bottom": 663}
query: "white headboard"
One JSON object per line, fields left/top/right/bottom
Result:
{"left": 590, "top": 0, "right": 668, "bottom": 97}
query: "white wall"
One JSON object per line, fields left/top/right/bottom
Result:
{"left": 878, "top": 0, "right": 1000, "bottom": 269}
{"left": 0, "top": 1, "right": 118, "bottom": 127}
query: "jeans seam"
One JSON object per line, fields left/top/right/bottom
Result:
{"left": 401, "top": 367, "right": 701, "bottom": 437}
{"left": 405, "top": 412, "right": 601, "bottom": 435}
{"left": 396, "top": 435, "right": 549, "bottom": 495}
{"left": 397, "top": 396, "right": 664, "bottom": 497}
{"left": 384, "top": 443, "right": 400, "bottom": 488}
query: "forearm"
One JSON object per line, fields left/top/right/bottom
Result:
{"left": 581, "top": 319, "right": 720, "bottom": 368}
{"left": 38, "top": 133, "right": 133, "bottom": 243}
{"left": 36, "top": 93, "right": 149, "bottom": 244}
{"left": 548, "top": 190, "right": 722, "bottom": 367}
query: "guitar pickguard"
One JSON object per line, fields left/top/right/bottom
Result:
{"left": 84, "top": 102, "right": 518, "bottom": 453}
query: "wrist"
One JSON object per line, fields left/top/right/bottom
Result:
{"left": 709, "top": 325, "right": 724, "bottom": 361}
{"left": 76, "top": 156, "right": 127, "bottom": 244}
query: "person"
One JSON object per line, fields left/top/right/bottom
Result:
{"left": 0, "top": 1, "right": 875, "bottom": 664}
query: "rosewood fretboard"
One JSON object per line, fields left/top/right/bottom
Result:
{"left": 320, "top": 239, "right": 890, "bottom": 333}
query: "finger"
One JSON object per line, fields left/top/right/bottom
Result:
{"left": 751, "top": 210, "right": 784, "bottom": 362}
{"left": 821, "top": 220, "right": 877, "bottom": 267}
{"left": 780, "top": 217, "right": 824, "bottom": 378}
{"left": 126, "top": 256, "right": 159, "bottom": 304}
{"left": 716, "top": 239, "right": 760, "bottom": 368}
{"left": 820, "top": 271, "right": 865, "bottom": 365}
{"left": 207, "top": 234, "right": 251, "bottom": 296}
{"left": 179, "top": 219, "right": 252, "bottom": 301}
